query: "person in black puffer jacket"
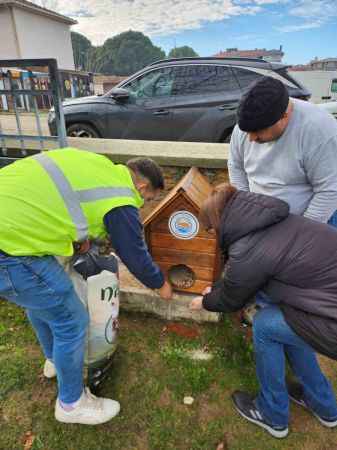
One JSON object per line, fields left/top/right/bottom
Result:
{"left": 189, "top": 184, "right": 337, "bottom": 439}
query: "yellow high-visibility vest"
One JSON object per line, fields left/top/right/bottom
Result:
{"left": 0, "top": 148, "right": 143, "bottom": 256}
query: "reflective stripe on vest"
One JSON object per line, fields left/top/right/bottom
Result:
{"left": 33, "top": 153, "right": 135, "bottom": 241}
{"left": 76, "top": 187, "right": 135, "bottom": 202}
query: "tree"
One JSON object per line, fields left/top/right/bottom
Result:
{"left": 71, "top": 32, "right": 92, "bottom": 71}
{"left": 97, "top": 31, "right": 166, "bottom": 75}
{"left": 71, "top": 30, "right": 166, "bottom": 75}
{"left": 168, "top": 46, "right": 199, "bottom": 58}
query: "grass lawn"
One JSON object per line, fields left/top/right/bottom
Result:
{"left": 1, "top": 299, "right": 337, "bottom": 450}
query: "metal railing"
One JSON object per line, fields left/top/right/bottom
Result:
{"left": 0, "top": 58, "right": 67, "bottom": 167}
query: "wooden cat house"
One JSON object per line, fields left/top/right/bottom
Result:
{"left": 143, "top": 167, "right": 222, "bottom": 294}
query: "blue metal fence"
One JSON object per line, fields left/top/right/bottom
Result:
{"left": 0, "top": 58, "right": 67, "bottom": 167}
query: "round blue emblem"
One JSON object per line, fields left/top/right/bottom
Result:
{"left": 168, "top": 211, "right": 199, "bottom": 240}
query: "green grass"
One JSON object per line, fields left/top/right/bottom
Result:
{"left": 1, "top": 299, "right": 337, "bottom": 450}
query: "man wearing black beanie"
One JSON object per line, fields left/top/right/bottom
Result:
{"left": 228, "top": 76, "right": 337, "bottom": 436}
{"left": 237, "top": 76, "right": 290, "bottom": 139}
{"left": 229, "top": 75, "right": 337, "bottom": 223}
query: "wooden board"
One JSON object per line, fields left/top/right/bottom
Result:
{"left": 152, "top": 246, "right": 215, "bottom": 268}
{"left": 150, "top": 232, "right": 217, "bottom": 254}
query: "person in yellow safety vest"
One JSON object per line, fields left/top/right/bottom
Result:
{"left": 0, "top": 148, "right": 172, "bottom": 425}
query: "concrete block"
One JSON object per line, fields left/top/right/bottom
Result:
{"left": 120, "top": 286, "right": 220, "bottom": 323}
{"left": 6, "top": 136, "right": 229, "bottom": 168}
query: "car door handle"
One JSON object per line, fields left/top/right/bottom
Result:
{"left": 153, "top": 110, "right": 169, "bottom": 116}
{"left": 219, "top": 103, "right": 238, "bottom": 111}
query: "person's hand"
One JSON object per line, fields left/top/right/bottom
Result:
{"left": 73, "top": 239, "right": 91, "bottom": 254}
{"left": 189, "top": 296, "right": 203, "bottom": 311}
{"left": 202, "top": 286, "right": 212, "bottom": 296}
{"left": 158, "top": 280, "right": 173, "bottom": 300}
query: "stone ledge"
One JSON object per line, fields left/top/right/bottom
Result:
{"left": 119, "top": 287, "right": 220, "bottom": 323}
{"left": 6, "top": 136, "right": 229, "bottom": 169}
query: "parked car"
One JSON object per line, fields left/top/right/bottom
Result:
{"left": 48, "top": 57, "right": 311, "bottom": 143}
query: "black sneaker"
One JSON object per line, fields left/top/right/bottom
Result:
{"left": 288, "top": 382, "right": 337, "bottom": 428}
{"left": 232, "top": 391, "right": 289, "bottom": 439}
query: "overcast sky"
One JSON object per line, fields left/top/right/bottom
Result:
{"left": 34, "top": 0, "right": 337, "bottom": 64}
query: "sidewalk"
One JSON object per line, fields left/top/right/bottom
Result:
{"left": 0, "top": 112, "right": 50, "bottom": 136}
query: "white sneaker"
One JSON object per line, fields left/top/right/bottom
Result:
{"left": 55, "top": 387, "right": 120, "bottom": 425}
{"left": 44, "top": 359, "right": 57, "bottom": 379}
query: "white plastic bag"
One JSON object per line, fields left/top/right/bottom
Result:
{"left": 62, "top": 257, "right": 119, "bottom": 389}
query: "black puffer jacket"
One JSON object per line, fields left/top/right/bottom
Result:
{"left": 203, "top": 190, "right": 337, "bottom": 360}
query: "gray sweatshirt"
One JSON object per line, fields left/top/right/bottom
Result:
{"left": 228, "top": 98, "right": 337, "bottom": 223}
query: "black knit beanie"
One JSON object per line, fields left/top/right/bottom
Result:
{"left": 237, "top": 76, "right": 289, "bottom": 132}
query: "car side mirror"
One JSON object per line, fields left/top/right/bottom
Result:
{"left": 109, "top": 88, "right": 130, "bottom": 102}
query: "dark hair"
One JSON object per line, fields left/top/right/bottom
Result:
{"left": 199, "top": 183, "right": 237, "bottom": 233}
{"left": 126, "top": 157, "right": 164, "bottom": 190}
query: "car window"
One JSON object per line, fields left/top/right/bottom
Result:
{"left": 172, "top": 65, "right": 238, "bottom": 95}
{"left": 123, "top": 68, "right": 175, "bottom": 99}
{"left": 232, "top": 67, "right": 264, "bottom": 89}
{"left": 331, "top": 79, "right": 337, "bottom": 93}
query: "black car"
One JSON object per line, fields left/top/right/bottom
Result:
{"left": 48, "top": 57, "right": 310, "bottom": 143}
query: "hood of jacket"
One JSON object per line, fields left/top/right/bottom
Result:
{"left": 219, "top": 191, "right": 290, "bottom": 249}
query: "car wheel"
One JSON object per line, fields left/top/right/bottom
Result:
{"left": 67, "top": 123, "right": 100, "bottom": 138}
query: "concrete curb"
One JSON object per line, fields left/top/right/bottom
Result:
{"left": 120, "top": 287, "right": 220, "bottom": 323}
{"left": 6, "top": 136, "right": 229, "bottom": 168}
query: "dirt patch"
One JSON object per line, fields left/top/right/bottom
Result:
{"left": 158, "top": 387, "right": 173, "bottom": 408}
{"left": 134, "top": 432, "right": 149, "bottom": 450}
{"left": 1, "top": 391, "right": 33, "bottom": 428}
{"left": 318, "top": 354, "right": 337, "bottom": 379}
{"left": 163, "top": 323, "right": 201, "bottom": 340}
{"left": 30, "top": 377, "right": 56, "bottom": 405}
{"left": 297, "top": 440, "right": 337, "bottom": 450}
{"left": 120, "top": 313, "right": 164, "bottom": 334}
{"left": 290, "top": 405, "right": 320, "bottom": 433}
{"left": 197, "top": 385, "right": 228, "bottom": 425}
{"left": 24, "top": 345, "right": 42, "bottom": 359}
{"left": 198, "top": 398, "right": 224, "bottom": 426}
{"left": 215, "top": 434, "right": 229, "bottom": 450}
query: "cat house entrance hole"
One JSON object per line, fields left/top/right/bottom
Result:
{"left": 168, "top": 264, "right": 196, "bottom": 289}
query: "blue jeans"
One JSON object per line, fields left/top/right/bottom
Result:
{"left": 0, "top": 254, "right": 88, "bottom": 403}
{"left": 253, "top": 305, "right": 337, "bottom": 427}
{"left": 328, "top": 209, "right": 337, "bottom": 228}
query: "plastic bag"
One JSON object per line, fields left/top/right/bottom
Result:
{"left": 63, "top": 250, "right": 119, "bottom": 390}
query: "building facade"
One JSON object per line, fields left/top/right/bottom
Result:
{"left": 214, "top": 45, "right": 284, "bottom": 62}
{"left": 214, "top": 46, "right": 284, "bottom": 63}
{"left": 0, "top": 0, "right": 76, "bottom": 70}
{"left": 309, "top": 58, "right": 337, "bottom": 71}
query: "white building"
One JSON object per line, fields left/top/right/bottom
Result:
{"left": 0, "top": 0, "right": 77, "bottom": 70}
